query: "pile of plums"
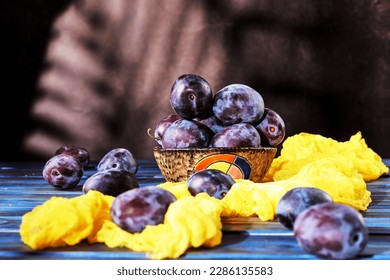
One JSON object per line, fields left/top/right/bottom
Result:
{"left": 151, "top": 74, "right": 286, "bottom": 149}
{"left": 42, "top": 146, "right": 139, "bottom": 196}
{"left": 276, "top": 187, "right": 369, "bottom": 259}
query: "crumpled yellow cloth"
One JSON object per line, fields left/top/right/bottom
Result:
{"left": 161, "top": 132, "right": 388, "bottom": 219}
{"left": 91, "top": 194, "right": 222, "bottom": 259}
{"left": 162, "top": 179, "right": 313, "bottom": 221}
{"left": 262, "top": 131, "right": 388, "bottom": 211}
{"left": 20, "top": 190, "right": 222, "bottom": 259}
{"left": 20, "top": 191, "right": 114, "bottom": 249}
{"left": 264, "top": 131, "right": 388, "bottom": 182}
{"left": 20, "top": 132, "right": 388, "bottom": 259}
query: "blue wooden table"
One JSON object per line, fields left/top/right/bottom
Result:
{"left": 0, "top": 159, "right": 389, "bottom": 260}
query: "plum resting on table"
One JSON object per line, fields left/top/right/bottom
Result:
{"left": 293, "top": 202, "right": 369, "bottom": 259}
{"left": 110, "top": 186, "right": 176, "bottom": 233}
{"left": 276, "top": 187, "right": 333, "bottom": 229}
{"left": 186, "top": 169, "right": 235, "bottom": 199}
{"left": 97, "top": 148, "right": 138, "bottom": 174}
{"left": 42, "top": 154, "right": 83, "bottom": 189}
{"left": 82, "top": 169, "right": 139, "bottom": 197}
{"left": 54, "top": 145, "right": 90, "bottom": 168}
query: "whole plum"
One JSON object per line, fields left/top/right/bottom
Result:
{"left": 210, "top": 123, "right": 261, "bottom": 148}
{"left": 293, "top": 202, "right": 369, "bottom": 259}
{"left": 82, "top": 169, "right": 139, "bottom": 197}
{"left": 254, "top": 108, "right": 286, "bottom": 147}
{"left": 276, "top": 187, "right": 333, "bottom": 229}
{"left": 170, "top": 74, "right": 213, "bottom": 119}
{"left": 152, "top": 113, "right": 182, "bottom": 146}
{"left": 55, "top": 145, "right": 90, "bottom": 167}
{"left": 196, "top": 115, "right": 228, "bottom": 134}
{"left": 110, "top": 186, "right": 176, "bottom": 233}
{"left": 97, "top": 148, "right": 138, "bottom": 174}
{"left": 161, "top": 119, "right": 213, "bottom": 148}
{"left": 212, "top": 84, "right": 264, "bottom": 125}
{"left": 43, "top": 154, "right": 83, "bottom": 189}
{"left": 187, "top": 169, "right": 235, "bottom": 199}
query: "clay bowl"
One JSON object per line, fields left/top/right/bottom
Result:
{"left": 153, "top": 146, "right": 277, "bottom": 183}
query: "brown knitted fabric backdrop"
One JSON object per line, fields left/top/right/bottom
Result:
{"left": 23, "top": 0, "right": 231, "bottom": 160}
{"left": 22, "top": 0, "right": 390, "bottom": 160}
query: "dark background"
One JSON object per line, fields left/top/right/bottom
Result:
{"left": 1, "top": 0, "right": 72, "bottom": 161}
{"left": 1, "top": 0, "right": 389, "bottom": 162}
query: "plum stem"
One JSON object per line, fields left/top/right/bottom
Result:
{"left": 147, "top": 128, "right": 160, "bottom": 141}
